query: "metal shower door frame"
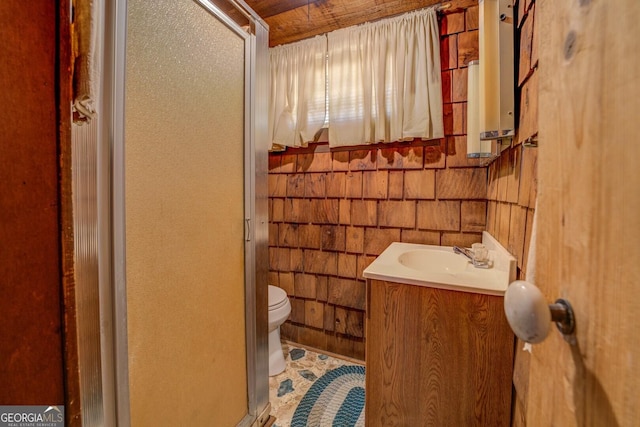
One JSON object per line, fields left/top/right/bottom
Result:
{"left": 100, "top": 0, "right": 270, "bottom": 425}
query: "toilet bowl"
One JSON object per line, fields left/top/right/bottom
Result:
{"left": 268, "top": 285, "right": 291, "bottom": 376}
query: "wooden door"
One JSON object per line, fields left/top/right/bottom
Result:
{"left": 528, "top": 0, "right": 640, "bottom": 425}
{"left": 0, "top": 0, "right": 69, "bottom": 409}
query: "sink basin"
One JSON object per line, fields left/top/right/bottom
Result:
{"left": 363, "top": 232, "right": 516, "bottom": 296}
{"left": 398, "top": 249, "right": 469, "bottom": 274}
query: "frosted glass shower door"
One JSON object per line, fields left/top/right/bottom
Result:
{"left": 124, "top": 0, "right": 249, "bottom": 425}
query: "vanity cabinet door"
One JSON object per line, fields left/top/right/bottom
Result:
{"left": 365, "top": 279, "right": 514, "bottom": 427}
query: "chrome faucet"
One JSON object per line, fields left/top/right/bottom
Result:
{"left": 453, "top": 245, "right": 492, "bottom": 269}
{"left": 453, "top": 245, "right": 474, "bottom": 261}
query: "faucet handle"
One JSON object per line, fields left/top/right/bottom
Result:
{"left": 471, "top": 243, "right": 489, "bottom": 262}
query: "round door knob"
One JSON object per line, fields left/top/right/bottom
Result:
{"left": 504, "top": 280, "right": 575, "bottom": 344}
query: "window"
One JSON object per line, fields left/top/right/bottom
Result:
{"left": 270, "top": 7, "right": 443, "bottom": 148}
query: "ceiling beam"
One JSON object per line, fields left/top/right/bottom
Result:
{"left": 247, "top": 0, "right": 318, "bottom": 19}
{"left": 263, "top": 0, "right": 478, "bottom": 47}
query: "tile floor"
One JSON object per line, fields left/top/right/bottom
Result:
{"left": 269, "top": 342, "right": 364, "bottom": 427}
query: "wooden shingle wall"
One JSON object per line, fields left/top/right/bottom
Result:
{"left": 492, "top": 1, "right": 539, "bottom": 426}
{"left": 267, "top": 1, "right": 539, "bottom": 421}
{"left": 268, "top": 6, "right": 498, "bottom": 360}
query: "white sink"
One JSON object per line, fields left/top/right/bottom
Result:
{"left": 398, "top": 249, "right": 469, "bottom": 274}
{"left": 363, "top": 232, "right": 516, "bottom": 296}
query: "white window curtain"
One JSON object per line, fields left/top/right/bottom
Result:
{"left": 327, "top": 7, "right": 443, "bottom": 147}
{"left": 269, "top": 35, "right": 327, "bottom": 148}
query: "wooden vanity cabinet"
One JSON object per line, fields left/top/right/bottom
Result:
{"left": 365, "top": 279, "right": 515, "bottom": 427}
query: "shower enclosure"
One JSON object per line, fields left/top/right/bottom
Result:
{"left": 72, "top": 0, "right": 269, "bottom": 425}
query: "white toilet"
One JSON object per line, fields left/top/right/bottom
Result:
{"left": 268, "top": 285, "right": 291, "bottom": 376}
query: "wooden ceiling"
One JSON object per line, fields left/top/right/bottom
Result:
{"left": 241, "top": 0, "right": 475, "bottom": 47}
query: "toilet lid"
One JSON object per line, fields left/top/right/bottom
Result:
{"left": 268, "top": 285, "right": 288, "bottom": 309}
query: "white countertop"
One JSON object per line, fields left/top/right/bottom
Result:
{"left": 362, "top": 232, "right": 516, "bottom": 296}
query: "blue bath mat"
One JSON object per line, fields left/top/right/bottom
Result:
{"left": 291, "top": 365, "right": 365, "bottom": 427}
